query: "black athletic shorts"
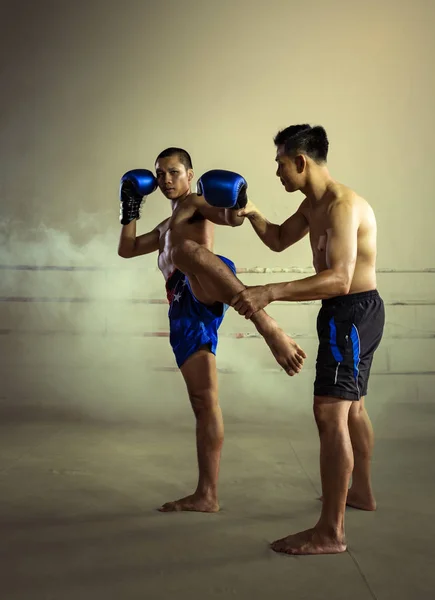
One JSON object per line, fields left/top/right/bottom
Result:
{"left": 314, "top": 290, "right": 385, "bottom": 401}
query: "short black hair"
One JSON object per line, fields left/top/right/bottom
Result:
{"left": 274, "top": 124, "right": 329, "bottom": 163}
{"left": 155, "top": 147, "right": 193, "bottom": 170}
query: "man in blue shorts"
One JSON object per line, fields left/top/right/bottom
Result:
{"left": 118, "top": 148, "right": 307, "bottom": 512}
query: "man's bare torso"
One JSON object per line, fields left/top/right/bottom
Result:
{"left": 300, "top": 182, "right": 377, "bottom": 294}
{"left": 156, "top": 196, "right": 215, "bottom": 281}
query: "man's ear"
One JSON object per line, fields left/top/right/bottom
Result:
{"left": 295, "top": 154, "right": 306, "bottom": 173}
{"left": 187, "top": 169, "right": 194, "bottom": 182}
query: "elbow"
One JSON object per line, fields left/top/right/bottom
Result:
{"left": 269, "top": 239, "right": 283, "bottom": 252}
{"left": 339, "top": 283, "right": 351, "bottom": 296}
{"left": 118, "top": 247, "right": 133, "bottom": 259}
{"left": 226, "top": 215, "right": 245, "bottom": 227}
{"left": 336, "top": 276, "right": 351, "bottom": 296}
{"left": 270, "top": 227, "right": 283, "bottom": 252}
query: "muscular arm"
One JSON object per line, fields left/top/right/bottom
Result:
{"left": 168, "top": 194, "right": 245, "bottom": 228}
{"left": 200, "top": 204, "right": 245, "bottom": 227}
{"left": 268, "top": 199, "right": 359, "bottom": 301}
{"left": 245, "top": 200, "right": 309, "bottom": 251}
{"left": 118, "top": 220, "right": 160, "bottom": 258}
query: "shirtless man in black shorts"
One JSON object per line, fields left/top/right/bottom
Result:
{"left": 233, "top": 125, "right": 385, "bottom": 555}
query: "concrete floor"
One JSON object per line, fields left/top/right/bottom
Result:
{"left": 1, "top": 337, "right": 434, "bottom": 600}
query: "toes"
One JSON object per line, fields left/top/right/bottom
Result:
{"left": 297, "top": 347, "right": 307, "bottom": 360}
{"left": 271, "top": 537, "right": 303, "bottom": 556}
{"left": 158, "top": 502, "right": 177, "bottom": 512}
{"left": 270, "top": 540, "right": 279, "bottom": 550}
{"left": 288, "top": 362, "right": 300, "bottom": 375}
{"left": 270, "top": 539, "right": 287, "bottom": 553}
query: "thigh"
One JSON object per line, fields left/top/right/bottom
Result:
{"left": 186, "top": 274, "right": 216, "bottom": 306}
{"left": 314, "top": 395, "right": 353, "bottom": 426}
{"left": 314, "top": 304, "right": 360, "bottom": 401}
{"left": 180, "top": 346, "right": 218, "bottom": 401}
{"left": 187, "top": 255, "right": 237, "bottom": 306}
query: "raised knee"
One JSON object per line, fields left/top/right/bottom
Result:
{"left": 171, "top": 239, "right": 200, "bottom": 267}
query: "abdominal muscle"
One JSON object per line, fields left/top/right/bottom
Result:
{"left": 157, "top": 217, "right": 215, "bottom": 282}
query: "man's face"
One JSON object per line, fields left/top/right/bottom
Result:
{"left": 155, "top": 155, "right": 193, "bottom": 199}
{"left": 275, "top": 145, "right": 303, "bottom": 193}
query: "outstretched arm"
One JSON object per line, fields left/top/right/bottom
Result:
{"left": 239, "top": 199, "right": 309, "bottom": 251}
{"left": 270, "top": 199, "right": 358, "bottom": 301}
{"left": 231, "top": 199, "right": 359, "bottom": 317}
{"left": 201, "top": 205, "right": 245, "bottom": 227}
{"left": 168, "top": 194, "right": 245, "bottom": 228}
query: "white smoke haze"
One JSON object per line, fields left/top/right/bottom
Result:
{"left": 0, "top": 214, "right": 311, "bottom": 426}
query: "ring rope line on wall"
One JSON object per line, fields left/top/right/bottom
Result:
{"left": 1, "top": 265, "right": 435, "bottom": 274}
{"left": 0, "top": 329, "right": 433, "bottom": 340}
{"left": 0, "top": 297, "right": 433, "bottom": 307}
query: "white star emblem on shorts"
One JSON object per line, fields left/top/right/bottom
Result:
{"left": 173, "top": 292, "right": 182, "bottom": 302}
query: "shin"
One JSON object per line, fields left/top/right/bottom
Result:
{"left": 181, "top": 348, "right": 222, "bottom": 502}
{"left": 314, "top": 397, "right": 353, "bottom": 536}
{"left": 189, "top": 389, "right": 223, "bottom": 498}
{"left": 347, "top": 397, "right": 376, "bottom": 509}
{"left": 158, "top": 348, "right": 222, "bottom": 512}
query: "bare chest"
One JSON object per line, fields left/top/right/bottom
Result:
{"left": 158, "top": 213, "right": 213, "bottom": 253}
{"left": 306, "top": 209, "right": 329, "bottom": 272}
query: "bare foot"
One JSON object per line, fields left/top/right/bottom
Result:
{"left": 263, "top": 327, "right": 307, "bottom": 376}
{"left": 346, "top": 487, "right": 377, "bottom": 511}
{"left": 271, "top": 527, "right": 346, "bottom": 556}
{"left": 319, "top": 488, "right": 377, "bottom": 511}
{"left": 158, "top": 493, "right": 219, "bottom": 513}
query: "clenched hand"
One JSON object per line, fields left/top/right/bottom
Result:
{"left": 231, "top": 285, "right": 273, "bottom": 319}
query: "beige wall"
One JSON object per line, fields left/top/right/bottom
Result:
{"left": 1, "top": 0, "right": 434, "bottom": 417}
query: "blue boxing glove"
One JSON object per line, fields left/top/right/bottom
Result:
{"left": 197, "top": 169, "right": 248, "bottom": 209}
{"left": 119, "top": 169, "right": 158, "bottom": 225}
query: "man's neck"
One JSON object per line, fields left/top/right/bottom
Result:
{"left": 301, "top": 167, "right": 334, "bottom": 206}
{"left": 170, "top": 189, "right": 192, "bottom": 211}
